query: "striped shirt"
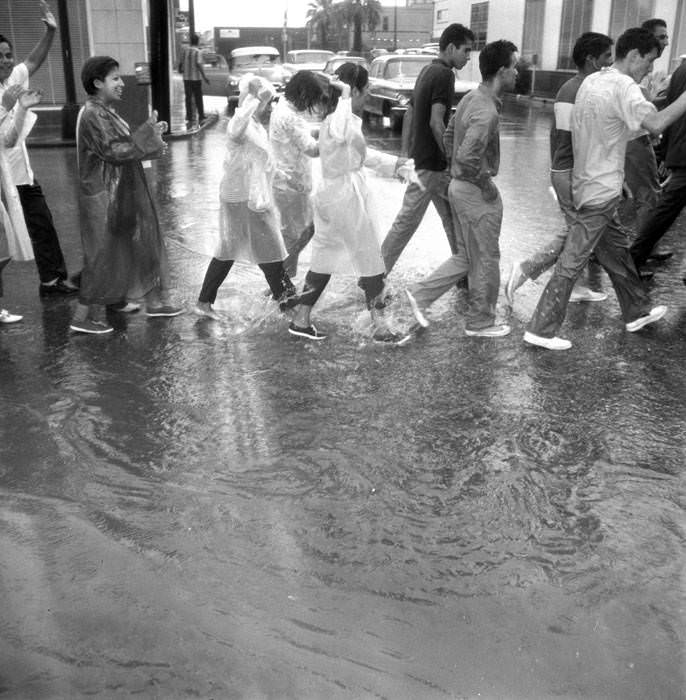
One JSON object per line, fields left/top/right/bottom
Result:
{"left": 180, "top": 46, "right": 202, "bottom": 81}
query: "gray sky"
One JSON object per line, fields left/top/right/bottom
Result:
{"left": 193, "top": 0, "right": 310, "bottom": 31}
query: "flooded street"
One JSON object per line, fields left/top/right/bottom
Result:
{"left": 0, "top": 97, "right": 684, "bottom": 699}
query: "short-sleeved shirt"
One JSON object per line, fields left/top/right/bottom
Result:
{"left": 571, "top": 67, "right": 657, "bottom": 208}
{"left": 549, "top": 74, "right": 584, "bottom": 171}
{"left": 0, "top": 62, "right": 35, "bottom": 185}
{"left": 181, "top": 46, "right": 202, "bottom": 81}
{"left": 410, "top": 59, "right": 454, "bottom": 171}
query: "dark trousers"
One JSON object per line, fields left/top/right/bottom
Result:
{"left": 183, "top": 80, "right": 205, "bottom": 123}
{"left": 299, "top": 271, "right": 385, "bottom": 309}
{"left": 631, "top": 167, "right": 686, "bottom": 268}
{"left": 528, "top": 197, "right": 649, "bottom": 338}
{"left": 198, "top": 258, "right": 293, "bottom": 304}
{"left": 17, "top": 181, "right": 68, "bottom": 283}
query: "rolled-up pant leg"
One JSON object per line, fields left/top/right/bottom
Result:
{"left": 198, "top": 258, "right": 233, "bottom": 303}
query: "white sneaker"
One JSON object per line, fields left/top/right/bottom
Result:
{"left": 0, "top": 308, "right": 22, "bottom": 324}
{"left": 569, "top": 287, "right": 608, "bottom": 302}
{"left": 625, "top": 305, "right": 667, "bottom": 332}
{"left": 404, "top": 288, "right": 429, "bottom": 328}
{"left": 505, "top": 262, "right": 526, "bottom": 306}
{"left": 465, "top": 324, "right": 511, "bottom": 338}
{"left": 523, "top": 331, "right": 572, "bottom": 350}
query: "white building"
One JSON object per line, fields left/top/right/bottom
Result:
{"left": 433, "top": 0, "right": 686, "bottom": 93}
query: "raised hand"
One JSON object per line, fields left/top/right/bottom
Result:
{"left": 1, "top": 85, "right": 23, "bottom": 112}
{"left": 39, "top": 1, "right": 57, "bottom": 30}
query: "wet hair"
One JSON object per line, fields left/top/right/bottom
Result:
{"left": 641, "top": 18, "right": 667, "bottom": 33}
{"left": 479, "top": 40, "right": 518, "bottom": 81}
{"left": 615, "top": 27, "right": 661, "bottom": 60}
{"left": 439, "top": 23, "right": 475, "bottom": 52}
{"left": 0, "top": 34, "right": 12, "bottom": 51}
{"left": 190, "top": 33, "right": 200, "bottom": 47}
{"left": 81, "top": 56, "right": 120, "bottom": 95}
{"left": 326, "top": 61, "right": 369, "bottom": 114}
{"left": 284, "top": 70, "right": 325, "bottom": 113}
{"left": 572, "top": 32, "right": 613, "bottom": 69}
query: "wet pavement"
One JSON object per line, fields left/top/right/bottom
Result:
{"left": 1, "top": 96, "right": 685, "bottom": 699}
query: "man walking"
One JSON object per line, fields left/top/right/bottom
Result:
{"left": 381, "top": 23, "right": 474, "bottom": 274}
{"left": 622, "top": 18, "right": 671, "bottom": 261}
{"left": 179, "top": 34, "right": 209, "bottom": 129}
{"left": 630, "top": 59, "right": 686, "bottom": 270}
{"left": 0, "top": 1, "right": 78, "bottom": 297}
{"left": 405, "top": 40, "right": 519, "bottom": 338}
{"left": 506, "top": 32, "right": 614, "bottom": 306}
{"left": 524, "top": 28, "right": 686, "bottom": 351}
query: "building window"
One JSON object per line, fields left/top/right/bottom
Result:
{"left": 470, "top": 2, "right": 489, "bottom": 50}
{"left": 437, "top": 9, "right": 447, "bottom": 22}
{"left": 382, "top": 16, "right": 389, "bottom": 31}
{"left": 609, "top": 0, "right": 655, "bottom": 41}
{"left": 557, "top": 0, "right": 593, "bottom": 69}
{"left": 522, "top": 0, "right": 546, "bottom": 65}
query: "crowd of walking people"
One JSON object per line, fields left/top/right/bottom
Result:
{"left": 1, "top": 5, "right": 685, "bottom": 350}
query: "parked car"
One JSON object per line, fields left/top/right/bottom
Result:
{"left": 314, "top": 54, "right": 369, "bottom": 92}
{"left": 225, "top": 47, "right": 290, "bottom": 114}
{"left": 364, "top": 54, "right": 478, "bottom": 131}
{"left": 199, "top": 51, "right": 230, "bottom": 97}
{"left": 283, "top": 49, "right": 335, "bottom": 75}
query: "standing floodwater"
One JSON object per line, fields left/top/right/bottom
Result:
{"left": 0, "top": 97, "right": 684, "bottom": 699}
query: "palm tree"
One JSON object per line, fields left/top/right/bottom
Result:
{"left": 306, "top": 0, "right": 338, "bottom": 49}
{"left": 341, "top": 0, "right": 381, "bottom": 53}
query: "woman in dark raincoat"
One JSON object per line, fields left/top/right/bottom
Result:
{"left": 70, "top": 56, "right": 182, "bottom": 334}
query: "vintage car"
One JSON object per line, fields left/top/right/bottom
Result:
{"left": 226, "top": 46, "right": 291, "bottom": 113}
{"left": 313, "top": 54, "right": 368, "bottom": 91}
{"left": 364, "top": 54, "right": 478, "bottom": 131}
{"left": 283, "top": 49, "right": 335, "bottom": 75}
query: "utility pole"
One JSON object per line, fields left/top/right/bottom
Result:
{"left": 188, "top": 0, "right": 195, "bottom": 38}
{"left": 56, "top": 0, "right": 78, "bottom": 138}
{"left": 393, "top": 1, "right": 398, "bottom": 51}
{"left": 149, "top": 0, "right": 171, "bottom": 131}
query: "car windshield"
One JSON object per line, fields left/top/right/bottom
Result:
{"left": 290, "top": 52, "right": 331, "bottom": 64}
{"left": 233, "top": 54, "right": 280, "bottom": 68}
{"left": 384, "top": 59, "right": 429, "bottom": 79}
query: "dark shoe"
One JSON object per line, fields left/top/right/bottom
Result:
{"left": 39, "top": 279, "right": 79, "bottom": 297}
{"left": 647, "top": 249, "right": 673, "bottom": 262}
{"left": 288, "top": 322, "right": 326, "bottom": 340}
{"left": 638, "top": 269, "right": 655, "bottom": 281}
{"left": 69, "top": 318, "right": 113, "bottom": 334}
{"left": 69, "top": 271, "right": 81, "bottom": 288}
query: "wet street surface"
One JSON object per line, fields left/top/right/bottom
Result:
{"left": 1, "top": 96, "right": 685, "bottom": 699}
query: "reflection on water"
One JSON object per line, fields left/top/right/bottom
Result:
{"left": 0, "top": 97, "right": 684, "bottom": 699}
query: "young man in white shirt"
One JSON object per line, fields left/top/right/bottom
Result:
{"left": 524, "top": 27, "right": 686, "bottom": 351}
{"left": 0, "top": 1, "right": 78, "bottom": 297}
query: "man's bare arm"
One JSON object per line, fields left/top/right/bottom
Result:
{"left": 24, "top": 1, "right": 57, "bottom": 77}
{"left": 429, "top": 103, "right": 447, "bottom": 155}
{"left": 400, "top": 104, "right": 414, "bottom": 157}
{"left": 641, "top": 90, "right": 686, "bottom": 135}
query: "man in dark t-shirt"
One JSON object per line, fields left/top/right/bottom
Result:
{"left": 505, "top": 32, "right": 614, "bottom": 305}
{"left": 381, "top": 23, "right": 474, "bottom": 274}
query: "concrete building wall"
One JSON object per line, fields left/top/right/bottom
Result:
{"left": 432, "top": 0, "right": 685, "bottom": 83}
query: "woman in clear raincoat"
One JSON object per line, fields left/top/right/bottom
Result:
{"left": 0, "top": 85, "right": 39, "bottom": 324}
{"left": 288, "top": 62, "right": 416, "bottom": 343}
{"left": 71, "top": 56, "right": 182, "bottom": 334}
{"left": 269, "top": 70, "right": 323, "bottom": 278}
{"left": 195, "top": 76, "right": 296, "bottom": 320}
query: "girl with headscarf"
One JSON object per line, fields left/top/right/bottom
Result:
{"left": 195, "top": 75, "right": 296, "bottom": 320}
